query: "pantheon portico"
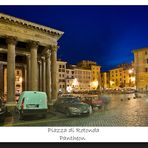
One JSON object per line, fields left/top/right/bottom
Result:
{"left": 0, "top": 13, "right": 64, "bottom": 106}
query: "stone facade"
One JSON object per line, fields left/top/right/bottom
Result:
{"left": 0, "top": 13, "right": 64, "bottom": 105}
{"left": 133, "top": 48, "right": 148, "bottom": 91}
{"left": 76, "top": 60, "right": 101, "bottom": 90}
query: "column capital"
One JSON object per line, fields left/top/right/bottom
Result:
{"left": 41, "top": 56, "right": 46, "bottom": 61}
{"left": 6, "top": 36, "right": 17, "bottom": 45}
{"left": 41, "top": 46, "right": 50, "bottom": 56}
{"left": 26, "top": 54, "right": 31, "bottom": 58}
{"left": 38, "top": 60, "right": 42, "bottom": 64}
{"left": 26, "top": 55, "right": 31, "bottom": 62}
{"left": 28, "top": 41, "right": 39, "bottom": 48}
{"left": 45, "top": 50, "right": 51, "bottom": 59}
{"left": 50, "top": 45, "right": 59, "bottom": 52}
{"left": 23, "top": 64, "right": 27, "bottom": 68}
{"left": 44, "top": 45, "right": 51, "bottom": 50}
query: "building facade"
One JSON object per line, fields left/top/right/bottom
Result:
{"left": 77, "top": 60, "right": 96, "bottom": 68}
{"left": 101, "top": 63, "right": 135, "bottom": 90}
{"left": 74, "top": 67, "right": 92, "bottom": 91}
{"left": 90, "top": 64, "right": 101, "bottom": 90}
{"left": 0, "top": 13, "right": 64, "bottom": 105}
{"left": 65, "top": 65, "right": 75, "bottom": 93}
{"left": 57, "top": 60, "right": 67, "bottom": 93}
{"left": 133, "top": 48, "right": 148, "bottom": 91}
{"left": 57, "top": 62, "right": 93, "bottom": 93}
{"left": 77, "top": 60, "right": 101, "bottom": 90}
{"left": 109, "top": 64, "right": 135, "bottom": 89}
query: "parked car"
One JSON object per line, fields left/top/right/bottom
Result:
{"left": 81, "top": 95, "right": 104, "bottom": 110}
{"left": 14, "top": 91, "right": 48, "bottom": 120}
{"left": 54, "top": 97, "right": 92, "bottom": 117}
{"left": 0, "top": 97, "right": 7, "bottom": 122}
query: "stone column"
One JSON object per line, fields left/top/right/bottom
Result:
{"left": 45, "top": 49, "right": 51, "bottom": 104}
{"left": 0, "top": 63, "right": 4, "bottom": 94}
{"left": 24, "top": 65, "right": 27, "bottom": 91}
{"left": 51, "top": 45, "right": 58, "bottom": 102}
{"left": 41, "top": 57, "right": 46, "bottom": 92}
{"left": 29, "top": 41, "right": 38, "bottom": 91}
{"left": 26, "top": 55, "right": 31, "bottom": 90}
{"left": 6, "top": 37, "right": 17, "bottom": 102}
{"left": 38, "top": 61, "right": 42, "bottom": 91}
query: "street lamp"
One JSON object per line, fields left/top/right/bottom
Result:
{"left": 90, "top": 80, "right": 98, "bottom": 90}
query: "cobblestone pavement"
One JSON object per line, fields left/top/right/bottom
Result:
{"left": 1, "top": 93, "right": 148, "bottom": 126}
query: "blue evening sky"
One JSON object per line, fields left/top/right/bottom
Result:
{"left": 0, "top": 6, "right": 148, "bottom": 71}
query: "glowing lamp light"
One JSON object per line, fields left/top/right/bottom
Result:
{"left": 128, "top": 69, "right": 133, "bottom": 74}
{"left": 72, "top": 78, "right": 79, "bottom": 87}
{"left": 66, "top": 86, "right": 72, "bottom": 93}
{"left": 131, "top": 76, "right": 135, "bottom": 82}
{"left": 90, "top": 80, "right": 98, "bottom": 89}
{"left": 19, "top": 77, "right": 23, "bottom": 83}
{"left": 110, "top": 81, "right": 114, "bottom": 86}
{"left": 59, "top": 89, "right": 62, "bottom": 92}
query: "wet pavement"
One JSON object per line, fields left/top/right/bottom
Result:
{"left": 0, "top": 93, "right": 148, "bottom": 126}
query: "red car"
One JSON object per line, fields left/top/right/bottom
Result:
{"left": 81, "top": 95, "right": 104, "bottom": 110}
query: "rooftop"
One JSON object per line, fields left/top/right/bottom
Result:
{"left": 132, "top": 47, "right": 148, "bottom": 53}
